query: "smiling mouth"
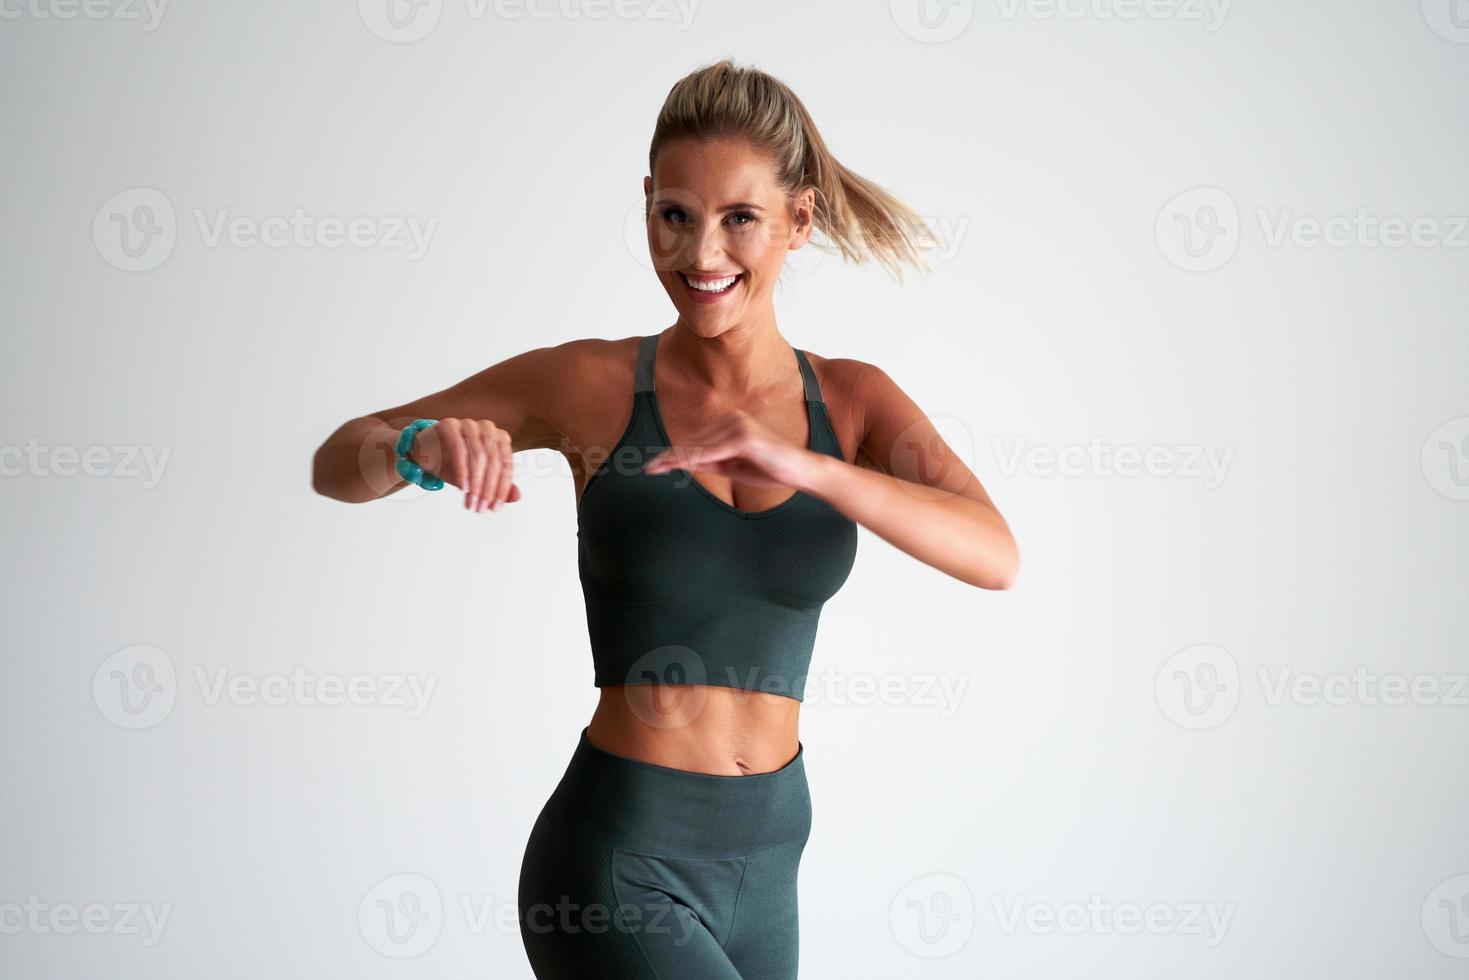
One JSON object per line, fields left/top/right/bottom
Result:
{"left": 678, "top": 271, "right": 743, "bottom": 296}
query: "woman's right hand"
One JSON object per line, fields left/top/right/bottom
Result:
{"left": 408, "top": 418, "right": 523, "bottom": 512}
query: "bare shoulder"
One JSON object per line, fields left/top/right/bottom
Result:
{"left": 799, "top": 350, "right": 964, "bottom": 488}
{"left": 524, "top": 334, "right": 646, "bottom": 462}
{"left": 366, "top": 333, "right": 645, "bottom": 454}
{"left": 797, "top": 351, "right": 912, "bottom": 438}
{"left": 546, "top": 333, "right": 644, "bottom": 384}
{"left": 497, "top": 333, "right": 643, "bottom": 408}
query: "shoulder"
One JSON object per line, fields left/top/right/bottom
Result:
{"left": 505, "top": 333, "right": 645, "bottom": 393}
{"left": 797, "top": 351, "right": 911, "bottom": 433}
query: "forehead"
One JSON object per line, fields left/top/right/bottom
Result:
{"left": 651, "top": 137, "right": 783, "bottom": 203}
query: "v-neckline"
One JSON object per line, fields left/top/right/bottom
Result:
{"left": 644, "top": 333, "right": 813, "bottom": 520}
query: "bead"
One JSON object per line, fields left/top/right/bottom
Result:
{"left": 395, "top": 428, "right": 415, "bottom": 456}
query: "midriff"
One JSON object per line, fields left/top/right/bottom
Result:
{"left": 586, "top": 684, "right": 801, "bottom": 776}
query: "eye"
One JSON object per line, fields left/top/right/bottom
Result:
{"left": 727, "top": 211, "right": 756, "bottom": 227}
{"left": 658, "top": 206, "right": 689, "bottom": 225}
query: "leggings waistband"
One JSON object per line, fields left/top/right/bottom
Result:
{"left": 551, "top": 727, "right": 812, "bottom": 858}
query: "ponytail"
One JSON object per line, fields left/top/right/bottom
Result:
{"left": 649, "top": 59, "right": 936, "bottom": 281}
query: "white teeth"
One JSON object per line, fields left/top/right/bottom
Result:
{"left": 685, "top": 274, "right": 738, "bottom": 292}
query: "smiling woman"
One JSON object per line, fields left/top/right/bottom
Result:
{"left": 310, "top": 57, "right": 1017, "bottom": 980}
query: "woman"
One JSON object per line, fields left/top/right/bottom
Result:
{"left": 312, "top": 59, "right": 1018, "bottom": 979}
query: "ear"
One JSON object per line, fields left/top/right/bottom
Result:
{"left": 643, "top": 175, "right": 653, "bottom": 197}
{"left": 788, "top": 186, "right": 816, "bottom": 250}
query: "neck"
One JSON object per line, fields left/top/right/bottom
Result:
{"left": 665, "top": 313, "right": 795, "bottom": 393}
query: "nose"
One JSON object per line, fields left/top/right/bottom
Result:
{"left": 686, "top": 218, "right": 727, "bottom": 271}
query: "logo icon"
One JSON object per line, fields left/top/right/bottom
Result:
{"left": 890, "top": 872, "right": 974, "bottom": 958}
{"left": 888, "top": 414, "right": 977, "bottom": 501}
{"left": 890, "top": 0, "right": 975, "bottom": 43}
{"left": 1422, "top": 416, "right": 1469, "bottom": 501}
{"left": 359, "top": 0, "right": 443, "bottom": 43}
{"left": 1155, "top": 643, "right": 1240, "bottom": 730}
{"left": 622, "top": 645, "right": 710, "bottom": 730}
{"left": 93, "top": 644, "right": 177, "bottom": 730}
{"left": 358, "top": 873, "right": 443, "bottom": 957}
{"left": 1155, "top": 187, "right": 1240, "bottom": 272}
{"left": 1422, "top": 874, "right": 1469, "bottom": 957}
{"left": 93, "top": 188, "right": 176, "bottom": 272}
{"left": 1422, "top": 0, "right": 1469, "bottom": 42}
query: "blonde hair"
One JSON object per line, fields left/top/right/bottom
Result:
{"left": 648, "top": 59, "right": 935, "bottom": 281}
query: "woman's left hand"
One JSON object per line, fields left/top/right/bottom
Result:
{"left": 643, "top": 410, "right": 824, "bottom": 491}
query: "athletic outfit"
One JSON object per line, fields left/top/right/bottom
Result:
{"left": 517, "top": 332, "right": 857, "bottom": 978}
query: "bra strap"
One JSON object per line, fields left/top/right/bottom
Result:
{"left": 634, "top": 334, "right": 658, "bottom": 393}
{"left": 795, "top": 349, "right": 825, "bottom": 404}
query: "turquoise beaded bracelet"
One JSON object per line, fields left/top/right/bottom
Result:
{"left": 394, "top": 419, "right": 446, "bottom": 491}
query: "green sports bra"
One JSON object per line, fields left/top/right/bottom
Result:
{"left": 577, "top": 332, "right": 858, "bottom": 702}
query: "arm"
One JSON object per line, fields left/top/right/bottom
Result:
{"left": 644, "top": 357, "right": 1019, "bottom": 589}
{"left": 806, "top": 360, "right": 1018, "bottom": 590}
{"left": 310, "top": 343, "right": 567, "bottom": 507}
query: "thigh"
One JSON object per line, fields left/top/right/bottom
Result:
{"left": 721, "top": 833, "right": 810, "bottom": 980}
{"left": 518, "top": 808, "right": 745, "bottom": 979}
{"left": 610, "top": 848, "right": 749, "bottom": 979}
{"left": 517, "top": 806, "right": 642, "bottom": 978}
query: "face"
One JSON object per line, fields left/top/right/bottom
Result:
{"left": 643, "top": 137, "right": 815, "bottom": 336}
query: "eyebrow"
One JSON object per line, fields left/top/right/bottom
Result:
{"left": 652, "top": 198, "right": 765, "bottom": 213}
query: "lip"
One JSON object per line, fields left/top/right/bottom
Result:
{"left": 678, "top": 271, "right": 743, "bottom": 305}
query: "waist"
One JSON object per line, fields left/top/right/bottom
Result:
{"left": 588, "top": 685, "right": 800, "bottom": 776}
{"left": 587, "top": 619, "right": 820, "bottom": 702}
{"left": 554, "top": 725, "right": 811, "bottom": 857}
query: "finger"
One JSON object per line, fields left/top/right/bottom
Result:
{"left": 467, "top": 421, "right": 494, "bottom": 511}
{"left": 475, "top": 429, "right": 499, "bottom": 514}
{"left": 464, "top": 428, "right": 490, "bottom": 511}
{"left": 646, "top": 417, "right": 747, "bottom": 473}
{"left": 489, "top": 429, "right": 515, "bottom": 511}
{"left": 487, "top": 434, "right": 511, "bottom": 514}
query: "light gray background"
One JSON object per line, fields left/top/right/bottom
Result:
{"left": 3, "top": 0, "right": 1467, "bottom": 977}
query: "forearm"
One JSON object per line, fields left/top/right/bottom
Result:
{"left": 311, "top": 416, "right": 406, "bottom": 503}
{"left": 802, "top": 453, "right": 1019, "bottom": 590}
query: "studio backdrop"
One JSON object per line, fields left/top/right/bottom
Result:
{"left": 2, "top": 1, "right": 1467, "bottom": 977}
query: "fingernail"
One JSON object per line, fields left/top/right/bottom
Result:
{"left": 466, "top": 494, "right": 476, "bottom": 510}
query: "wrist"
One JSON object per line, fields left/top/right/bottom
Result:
{"left": 395, "top": 419, "right": 445, "bottom": 491}
{"left": 800, "top": 450, "right": 845, "bottom": 501}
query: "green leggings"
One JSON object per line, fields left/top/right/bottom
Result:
{"left": 517, "top": 727, "right": 812, "bottom": 978}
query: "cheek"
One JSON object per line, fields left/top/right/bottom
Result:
{"left": 736, "top": 229, "right": 789, "bottom": 276}
{"left": 646, "top": 221, "right": 686, "bottom": 271}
